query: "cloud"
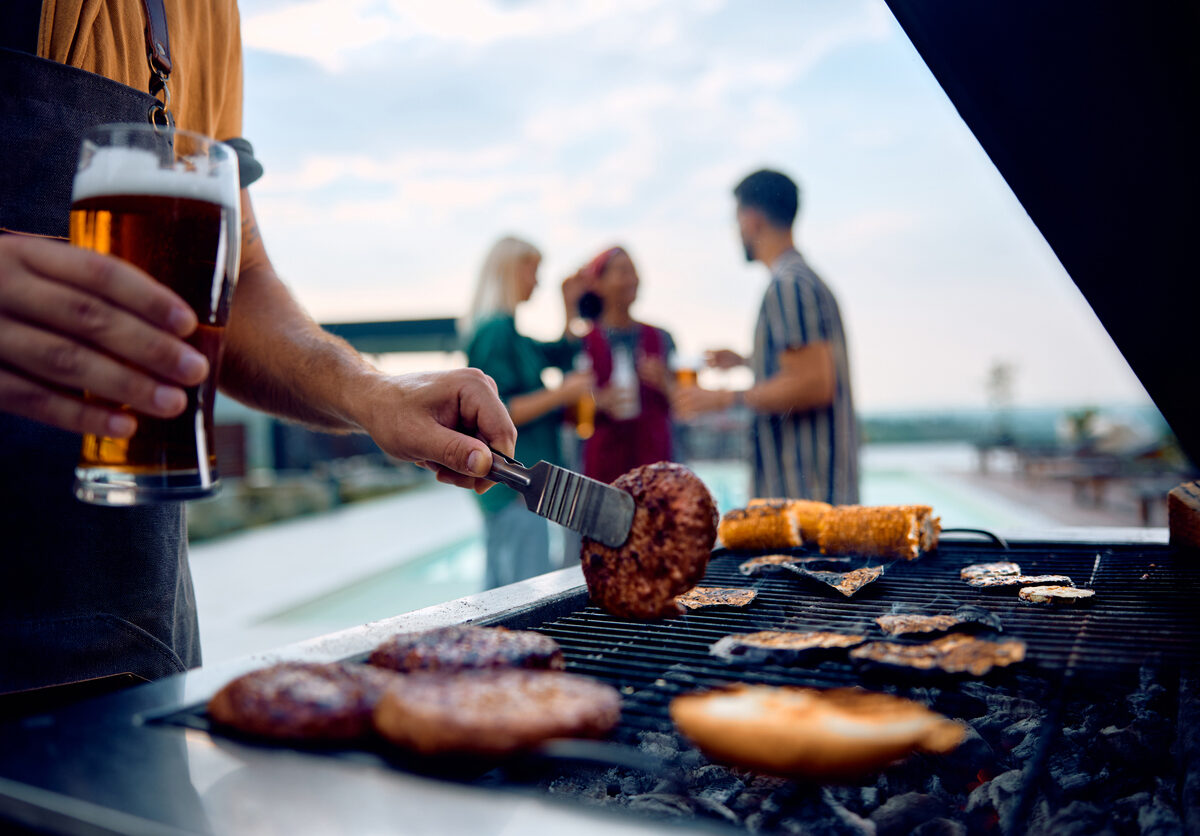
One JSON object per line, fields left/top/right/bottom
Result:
{"left": 241, "top": 0, "right": 702, "bottom": 70}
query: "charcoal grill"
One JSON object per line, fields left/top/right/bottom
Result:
{"left": 3, "top": 532, "right": 1193, "bottom": 835}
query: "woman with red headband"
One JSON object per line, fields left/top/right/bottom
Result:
{"left": 579, "top": 246, "right": 677, "bottom": 484}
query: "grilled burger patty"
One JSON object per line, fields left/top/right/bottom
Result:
{"left": 581, "top": 462, "right": 718, "bottom": 620}
{"left": 368, "top": 625, "right": 564, "bottom": 673}
{"left": 208, "top": 662, "right": 399, "bottom": 741}
{"left": 373, "top": 669, "right": 622, "bottom": 755}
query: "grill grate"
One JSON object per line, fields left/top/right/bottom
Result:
{"left": 527, "top": 541, "right": 1199, "bottom": 749}
{"left": 156, "top": 539, "right": 1199, "bottom": 834}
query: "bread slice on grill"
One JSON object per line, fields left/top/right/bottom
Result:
{"left": 670, "top": 684, "right": 964, "bottom": 779}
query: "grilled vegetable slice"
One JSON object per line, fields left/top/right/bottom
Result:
{"left": 675, "top": 587, "right": 758, "bottom": 610}
{"left": 875, "top": 605, "right": 1002, "bottom": 636}
{"left": 710, "top": 630, "right": 866, "bottom": 663}
{"left": 738, "top": 553, "right": 852, "bottom": 576}
{"left": 960, "top": 561, "right": 1022, "bottom": 581}
{"left": 850, "top": 634, "right": 1026, "bottom": 676}
{"left": 1018, "top": 585, "right": 1096, "bottom": 605}
{"left": 782, "top": 563, "right": 884, "bottom": 597}
{"left": 965, "top": 574, "right": 1074, "bottom": 590}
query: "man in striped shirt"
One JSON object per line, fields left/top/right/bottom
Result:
{"left": 675, "top": 169, "right": 859, "bottom": 504}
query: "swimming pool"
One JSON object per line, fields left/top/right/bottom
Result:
{"left": 260, "top": 443, "right": 1053, "bottom": 633}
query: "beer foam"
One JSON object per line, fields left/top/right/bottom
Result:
{"left": 72, "top": 146, "right": 238, "bottom": 208}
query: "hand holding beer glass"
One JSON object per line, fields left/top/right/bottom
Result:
{"left": 70, "top": 124, "right": 240, "bottom": 505}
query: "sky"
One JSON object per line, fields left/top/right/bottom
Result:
{"left": 237, "top": 0, "right": 1153, "bottom": 412}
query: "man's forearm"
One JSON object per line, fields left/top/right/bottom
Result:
{"left": 218, "top": 263, "right": 378, "bottom": 433}
{"left": 743, "top": 342, "right": 836, "bottom": 415}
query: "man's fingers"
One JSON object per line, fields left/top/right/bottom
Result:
{"left": 0, "top": 366, "right": 137, "bottom": 438}
{"left": 9, "top": 236, "right": 196, "bottom": 336}
{"left": 0, "top": 318, "right": 191, "bottom": 419}
{"left": 2, "top": 277, "right": 209, "bottom": 387}
{"left": 429, "top": 463, "right": 486, "bottom": 491}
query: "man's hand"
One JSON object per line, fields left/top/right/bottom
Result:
{"left": 672, "top": 386, "right": 735, "bottom": 420}
{"left": 0, "top": 235, "right": 210, "bottom": 437}
{"left": 705, "top": 348, "right": 747, "bottom": 370}
{"left": 354, "top": 369, "right": 517, "bottom": 494}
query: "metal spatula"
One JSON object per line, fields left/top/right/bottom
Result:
{"left": 487, "top": 449, "right": 634, "bottom": 547}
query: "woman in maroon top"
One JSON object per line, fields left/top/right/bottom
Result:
{"left": 579, "top": 247, "right": 677, "bottom": 484}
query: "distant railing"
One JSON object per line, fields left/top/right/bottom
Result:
{"left": 320, "top": 318, "right": 459, "bottom": 354}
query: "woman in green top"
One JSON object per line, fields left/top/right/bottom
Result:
{"left": 463, "top": 236, "right": 594, "bottom": 589}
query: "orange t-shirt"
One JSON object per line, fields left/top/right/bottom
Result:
{"left": 38, "top": 0, "right": 244, "bottom": 142}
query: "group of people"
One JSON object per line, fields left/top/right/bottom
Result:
{"left": 463, "top": 169, "right": 861, "bottom": 588}
{"left": 0, "top": 1, "right": 858, "bottom": 696}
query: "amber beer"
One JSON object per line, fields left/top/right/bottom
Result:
{"left": 70, "top": 125, "right": 240, "bottom": 505}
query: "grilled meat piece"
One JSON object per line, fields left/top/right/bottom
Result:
{"left": 875, "top": 605, "right": 1002, "bottom": 637}
{"left": 718, "top": 505, "right": 803, "bottom": 551}
{"left": 746, "top": 498, "right": 832, "bottom": 541}
{"left": 581, "top": 462, "right": 718, "bottom": 620}
{"left": 1019, "top": 585, "right": 1097, "bottom": 605}
{"left": 675, "top": 587, "right": 758, "bottom": 610}
{"left": 670, "top": 684, "right": 964, "bottom": 779}
{"left": 966, "top": 573, "right": 1074, "bottom": 590}
{"left": 738, "top": 554, "right": 852, "bottom": 576}
{"left": 373, "top": 669, "right": 621, "bottom": 756}
{"left": 368, "top": 626, "right": 564, "bottom": 673}
{"left": 710, "top": 630, "right": 866, "bottom": 663}
{"left": 817, "top": 505, "right": 941, "bottom": 560}
{"left": 960, "top": 561, "right": 1022, "bottom": 581}
{"left": 782, "top": 563, "right": 884, "bottom": 597}
{"left": 208, "top": 662, "right": 399, "bottom": 742}
{"left": 850, "top": 634, "right": 1026, "bottom": 676}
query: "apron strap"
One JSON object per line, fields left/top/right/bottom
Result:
{"left": 140, "top": 0, "right": 174, "bottom": 128}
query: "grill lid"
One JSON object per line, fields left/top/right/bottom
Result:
{"left": 885, "top": 0, "right": 1200, "bottom": 465}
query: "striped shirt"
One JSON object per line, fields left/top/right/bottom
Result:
{"left": 751, "top": 249, "right": 859, "bottom": 504}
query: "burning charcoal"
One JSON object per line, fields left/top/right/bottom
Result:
{"left": 965, "top": 769, "right": 1025, "bottom": 832}
{"left": 692, "top": 797, "right": 741, "bottom": 827}
{"left": 931, "top": 723, "right": 997, "bottom": 791}
{"left": 689, "top": 764, "right": 745, "bottom": 806}
{"left": 781, "top": 563, "right": 885, "bottom": 597}
{"left": 627, "top": 792, "right": 695, "bottom": 818}
{"left": 875, "top": 605, "right": 1002, "bottom": 637}
{"left": 1135, "top": 793, "right": 1184, "bottom": 836}
{"left": 911, "top": 818, "right": 967, "bottom": 836}
{"left": 868, "top": 792, "right": 950, "bottom": 836}
{"left": 1035, "top": 800, "right": 1112, "bottom": 836}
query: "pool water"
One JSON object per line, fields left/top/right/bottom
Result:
{"left": 261, "top": 443, "right": 1053, "bottom": 631}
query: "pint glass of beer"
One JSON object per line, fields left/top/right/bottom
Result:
{"left": 70, "top": 124, "right": 241, "bottom": 505}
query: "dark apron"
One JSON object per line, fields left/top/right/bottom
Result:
{"left": 0, "top": 47, "right": 200, "bottom": 694}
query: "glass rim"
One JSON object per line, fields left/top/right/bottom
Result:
{"left": 83, "top": 122, "right": 233, "bottom": 155}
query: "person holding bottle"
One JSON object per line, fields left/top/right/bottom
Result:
{"left": 577, "top": 246, "right": 677, "bottom": 484}
{"left": 463, "top": 236, "right": 594, "bottom": 588}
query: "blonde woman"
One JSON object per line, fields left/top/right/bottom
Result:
{"left": 463, "top": 236, "right": 593, "bottom": 589}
